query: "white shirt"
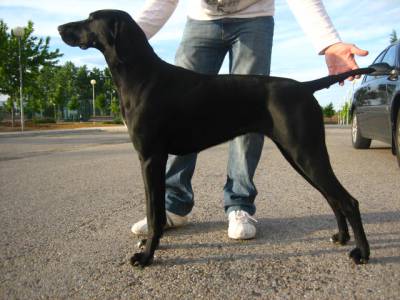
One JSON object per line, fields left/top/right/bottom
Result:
{"left": 136, "top": 0, "right": 341, "bottom": 54}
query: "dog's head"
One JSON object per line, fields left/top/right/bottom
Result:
{"left": 58, "top": 10, "right": 148, "bottom": 62}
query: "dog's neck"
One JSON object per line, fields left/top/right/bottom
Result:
{"left": 105, "top": 47, "right": 162, "bottom": 89}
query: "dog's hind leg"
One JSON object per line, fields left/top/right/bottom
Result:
{"left": 272, "top": 131, "right": 369, "bottom": 264}
{"left": 274, "top": 143, "right": 350, "bottom": 245}
{"left": 130, "top": 153, "right": 168, "bottom": 268}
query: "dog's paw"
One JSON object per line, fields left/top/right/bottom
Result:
{"left": 349, "top": 248, "right": 369, "bottom": 265}
{"left": 130, "top": 252, "right": 154, "bottom": 268}
{"left": 330, "top": 232, "right": 350, "bottom": 245}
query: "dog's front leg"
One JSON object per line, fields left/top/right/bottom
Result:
{"left": 131, "top": 153, "right": 167, "bottom": 268}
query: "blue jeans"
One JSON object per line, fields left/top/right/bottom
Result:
{"left": 165, "top": 16, "right": 274, "bottom": 216}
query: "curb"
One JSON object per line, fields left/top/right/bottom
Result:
{"left": 325, "top": 124, "right": 351, "bottom": 129}
{"left": 0, "top": 126, "right": 128, "bottom": 138}
{"left": 0, "top": 124, "right": 348, "bottom": 138}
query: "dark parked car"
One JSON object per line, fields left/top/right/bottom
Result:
{"left": 351, "top": 41, "right": 400, "bottom": 167}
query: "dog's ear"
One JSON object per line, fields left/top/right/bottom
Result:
{"left": 113, "top": 20, "right": 133, "bottom": 63}
{"left": 112, "top": 15, "right": 151, "bottom": 64}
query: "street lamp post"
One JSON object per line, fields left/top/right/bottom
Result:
{"left": 12, "top": 26, "right": 25, "bottom": 132}
{"left": 90, "top": 79, "right": 96, "bottom": 123}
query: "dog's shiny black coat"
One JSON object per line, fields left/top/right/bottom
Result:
{"left": 59, "top": 10, "right": 371, "bottom": 267}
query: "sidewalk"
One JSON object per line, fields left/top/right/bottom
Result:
{"left": 0, "top": 125, "right": 127, "bottom": 138}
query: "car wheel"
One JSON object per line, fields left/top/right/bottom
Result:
{"left": 395, "top": 108, "right": 400, "bottom": 167}
{"left": 351, "top": 114, "right": 371, "bottom": 149}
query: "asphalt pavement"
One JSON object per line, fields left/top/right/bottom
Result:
{"left": 1, "top": 126, "right": 399, "bottom": 299}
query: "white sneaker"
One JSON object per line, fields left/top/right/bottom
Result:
{"left": 228, "top": 210, "right": 257, "bottom": 240}
{"left": 131, "top": 211, "right": 188, "bottom": 235}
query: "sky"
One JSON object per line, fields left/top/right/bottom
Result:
{"left": 1, "top": 0, "right": 399, "bottom": 109}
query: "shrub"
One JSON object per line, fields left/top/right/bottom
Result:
{"left": 32, "top": 118, "right": 56, "bottom": 124}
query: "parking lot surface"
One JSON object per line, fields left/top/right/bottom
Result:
{"left": 1, "top": 127, "right": 399, "bottom": 299}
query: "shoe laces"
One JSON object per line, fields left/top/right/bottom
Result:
{"left": 230, "top": 210, "right": 258, "bottom": 224}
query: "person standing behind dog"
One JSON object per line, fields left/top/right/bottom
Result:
{"left": 131, "top": 0, "right": 368, "bottom": 240}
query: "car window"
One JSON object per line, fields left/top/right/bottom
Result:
{"left": 363, "top": 49, "right": 387, "bottom": 83}
{"left": 381, "top": 45, "right": 397, "bottom": 67}
{"left": 373, "top": 49, "right": 386, "bottom": 64}
{"left": 362, "top": 46, "right": 398, "bottom": 83}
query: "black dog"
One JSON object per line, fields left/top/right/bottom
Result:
{"left": 59, "top": 9, "right": 372, "bottom": 268}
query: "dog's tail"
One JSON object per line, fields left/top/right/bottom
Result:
{"left": 303, "top": 67, "right": 375, "bottom": 93}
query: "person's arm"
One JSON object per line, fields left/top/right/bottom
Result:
{"left": 135, "top": 0, "right": 179, "bottom": 39}
{"left": 286, "top": 0, "right": 340, "bottom": 55}
{"left": 286, "top": 0, "right": 368, "bottom": 80}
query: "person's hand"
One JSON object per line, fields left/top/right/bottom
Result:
{"left": 324, "top": 42, "right": 369, "bottom": 85}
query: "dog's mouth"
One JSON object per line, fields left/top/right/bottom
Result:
{"left": 60, "top": 36, "right": 88, "bottom": 49}
{"left": 60, "top": 34, "right": 90, "bottom": 50}
{"left": 58, "top": 24, "right": 92, "bottom": 50}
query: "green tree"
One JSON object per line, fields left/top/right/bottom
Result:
{"left": 75, "top": 65, "right": 91, "bottom": 120}
{"left": 41, "top": 62, "right": 78, "bottom": 120}
{"left": 0, "top": 20, "right": 17, "bottom": 125}
{"left": 104, "top": 67, "right": 115, "bottom": 115}
{"left": 95, "top": 93, "right": 107, "bottom": 115}
{"left": 3, "top": 97, "right": 14, "bottom": 113}
{"left": 68, "top": 96, "right": 79, "bottom": 111}
{"left": 110, "top": 96, "right": 120, "bottom": 116}
{"left": 323, "top": 102, "right": 335, "bottom": 118}
{"left": 49, "top": 83, "right": 65, "bottom": 121}
{"left": 0, "top": 20, "right": 13, "bottom": 96}
{"left": 0, "top": 20, "right": 62, "bottom": 123}
{"left": 66, "top": 95, "right": 79, "bottom": 120}
{"left": 390, "top": 29, "right": 398, "bottom": 44}
{"left": 339, "top": 102, "right": 350, "bottom": 124}
{"left": 1, "top": 19, "right": 121, "bottom": 123}
{"left": 34, "top": 65, "right": 57, "bottom": 118}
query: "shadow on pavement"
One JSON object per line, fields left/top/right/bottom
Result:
{"left": 154, "top": 210, "right": 400, "bottom": 266}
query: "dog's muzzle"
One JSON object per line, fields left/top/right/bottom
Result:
{"left": 58, "top": 24, "right": 89, "bottom": 49}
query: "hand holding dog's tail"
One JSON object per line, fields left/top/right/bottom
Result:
{"left": 325, "top": 43, "right": 369, "bottom": 85}
{"left": 303, "top": 67, "right": 375, "bottom": 93}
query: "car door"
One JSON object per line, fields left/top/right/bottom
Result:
{"left": 386, "top": 44, "right": 400, "bottom": 137}
{"left": 354, "top": 50, "right": 386, "bottom": 139}
{"left": 355, "top": 45, "right": 397, "bottom": 142}
{"left": 372, "top": 45, "right": 398, "bottom": 141}
{"left": 356, "top": 76, "right": 388, "bottom": 139}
